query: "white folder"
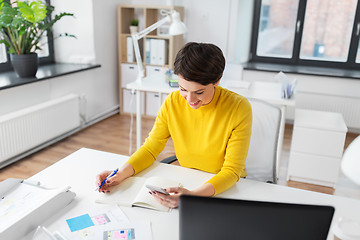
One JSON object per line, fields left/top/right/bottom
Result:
{"left": 145, "top": 38, "right": 151, "bottom": 64}
{"left": 150, "top": 39, "right": 158, "bottom": 65}
{"left": 0, "top": 178, "right": 76, "bottom": 239}
{"left": 157, "top": 39, "right": 167, "bottom": 66}
{"left": 127, "top": 37, "right": 134, "bottom": 63}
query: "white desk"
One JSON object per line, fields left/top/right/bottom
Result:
{"left": 126, "top": 73, "right": 295, "bottom": 173}
{"left": 28, "top": 148, "right": 360, "bottom": 240}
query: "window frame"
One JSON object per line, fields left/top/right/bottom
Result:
{"left": 250, "top": 0, "right": 360, "bottom": 71}
{"left": 0, "top": 0, "right": 55, "bottom": 73}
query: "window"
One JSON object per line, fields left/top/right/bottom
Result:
{"left": 0, "top": 0, "right": 54, "bottom": 73}
{"left": 250, "top": 0, "right": 360, "bottom": 70}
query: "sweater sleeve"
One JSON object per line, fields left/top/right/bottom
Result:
{"left": 206, "top": 98, "right": 252, "bottom": 195}
{"left": 126, "top": 95, "right": 171, "bottom": 174}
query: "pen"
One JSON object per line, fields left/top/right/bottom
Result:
{"left": 96, "top": 168, "right": 119, "bottom": 191}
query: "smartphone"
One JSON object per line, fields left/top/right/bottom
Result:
{"left": 145, "top": 184, "right": 169, "bottom": 195}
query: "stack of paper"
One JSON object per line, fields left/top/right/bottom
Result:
{"left": 274, "top": 71, "right": 297, "bottom": 99}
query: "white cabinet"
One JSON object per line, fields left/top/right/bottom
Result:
{"left": 145, "top": 92, "right": 168, "bottom": 117}
{"left": 144, "top": 66, "right": 168, "bottom": 116}
{"left": 121, "top": 64, "right": 170, "bottom": 116}
{"left": 146, "top": 92, "right": 161, "bottom": 117}
{"left": 287, "top": 109, "right": 348, "bottom": 187}
{"left": 121, "top": 63, "right": 145, "bottom": 114}
{"left": 122, "top": 89, "right": 144, "bottom": 114}
{"left": 121, "top": 63, "right": 138, "bottom": 87}
{"left": 146, "top": 65, "right": 162, "bottom": 76}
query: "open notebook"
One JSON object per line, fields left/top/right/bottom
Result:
{"left": 95, "top": 176, "right": 181, "bottom": 212}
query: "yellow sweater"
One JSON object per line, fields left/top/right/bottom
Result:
{"left": 127, "top": 86, "right": 252, "bottom": 194}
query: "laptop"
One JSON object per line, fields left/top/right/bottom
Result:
{"left": 179, "top": 195, "right": 335, "bottom": 240}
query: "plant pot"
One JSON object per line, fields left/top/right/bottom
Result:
{"left": 130, "top": 26, "right": 138, "bottom": 34}
{"left": 10, "top": 53, "right": 39, "bottom": 78}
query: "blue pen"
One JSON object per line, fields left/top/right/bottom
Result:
{"left": 96, "top": 168, "right": 119, "bottom": 191}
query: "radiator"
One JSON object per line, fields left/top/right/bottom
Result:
{"left": 296, "top": 91, "right": 360, "bottom": 131}
{"left": 0, "top": 94, "right": 80, "bottom": 163}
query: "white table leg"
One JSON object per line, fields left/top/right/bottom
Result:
{"left": 136, "top": 89, "right": 142, "bottom": 149}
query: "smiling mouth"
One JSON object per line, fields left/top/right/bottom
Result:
{"left": 189, "top": 100, "right": 200, "bottom": 106}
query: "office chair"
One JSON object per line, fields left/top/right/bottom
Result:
{"left": 161, "top": 98, "right": 281, "bottom": 184}
{"left": 245, "top": 98, "right": 281, "bottom": 183}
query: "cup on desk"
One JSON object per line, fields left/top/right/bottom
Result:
{"left": 333, "top": 217, "right": 360, "bottom": 240}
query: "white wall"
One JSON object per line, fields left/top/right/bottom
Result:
{"left": 181, "top": 0, "right": 231, "bottom": 53}
{"left": 51, "top": 0, "right": 96, "bottom": 64}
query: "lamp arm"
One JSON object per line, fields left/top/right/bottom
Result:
{"left": 133, "top": 16, "right": 170, "bottom": 40}
{"left": 131, "top": 15, "right": 171, "bottom": 82}
{"left": 132, "top": 35, "right": 145, "bottom": 81}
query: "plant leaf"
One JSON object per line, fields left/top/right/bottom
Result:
{"left": 38, "top": 12, "right": 74, "bottom": 30}
{"left": 18, "top": 1, "right": 47, "bottom": 24}
{"left": 0, "top": 4, "right": 17, "bottom": 27}
{"left": 0, "top": 39, "right": 10, "bottom": 48}
{"left": 30, "top": 1, "right": 47, "bottom": 22}
{"left": 17, "top": 1, "right": 36, "bottom": 23}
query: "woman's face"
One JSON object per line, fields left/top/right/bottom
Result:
{"left": 178, "top": 75, "right": 219, "bottom": 110}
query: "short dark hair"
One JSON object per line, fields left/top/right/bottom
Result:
{"left": 173, "top": 42, "right": 225, "bottom": 85}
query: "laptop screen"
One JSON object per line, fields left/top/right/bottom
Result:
{"left": 179, "top": 195, "right": 334, "bottom": 240}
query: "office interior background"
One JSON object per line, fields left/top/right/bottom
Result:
{"left": 1, "top": 0, "right": 360, "bottom": 199}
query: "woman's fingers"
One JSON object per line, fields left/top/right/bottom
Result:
{"left": 95, "top": 171, "right": 119, "bottom": 193}
{"left": 166, "top": 187, "right": 181, "bottom": 193}
{"left": 151, "top": 191, "right": 179, "bottom": 208}
{"left": 165, "top": 187, "right": 192, "bottom": 195}
{"left": 150, "top": 186, "right": 192, "bottom": 208}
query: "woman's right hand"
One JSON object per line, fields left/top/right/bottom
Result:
{"left": 95, "top": 163, "right": 135, "bottom": 193}
{"left": 96, "top": 170, "right": 122, "bottom": 193}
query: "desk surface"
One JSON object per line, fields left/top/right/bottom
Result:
{"left": 126, "top": 72, "right": 295, "bottom": 107}
{"left": 29, "top": 148, "right": 360, "bottom": 240}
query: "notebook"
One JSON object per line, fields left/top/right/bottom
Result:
{"left": 179, "top": 195, "right": 334, "bottom": 240}
{"left": 95, "top": 176, "right": 181, "bottom": 212}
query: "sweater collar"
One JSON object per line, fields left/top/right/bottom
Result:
{"left": 197, "top": 85, "right": 220, "bottom": 111}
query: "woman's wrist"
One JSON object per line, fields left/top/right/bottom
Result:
{"left": 192, "top": 183, "right": 215, "bottom": 197}
{"left": 118, "top": 163, "right": 135, "bottom": 181}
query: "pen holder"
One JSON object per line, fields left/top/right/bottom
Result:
{"left": 165, "top": 70, "right": 178, "bottom": 88}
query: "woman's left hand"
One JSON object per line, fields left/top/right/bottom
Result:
{"left": 150, "top": 186, "right": 192, "bottom": 208}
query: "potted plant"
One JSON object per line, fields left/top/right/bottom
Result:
{"left": 0, "top": 0, "right": 74, "bottom": 78}
{"left": 129, "top": 18, "right": 138, "bottom": 34}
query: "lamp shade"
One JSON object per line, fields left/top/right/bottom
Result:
{"left": 169, "top": 11, "right": 187, "bottom": 35}
{"left": 341, "top": 136, "right": 360, "bottom": 186}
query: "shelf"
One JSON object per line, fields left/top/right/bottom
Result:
{"left": 117, "top": 4, "right": 184, "bottom": 114}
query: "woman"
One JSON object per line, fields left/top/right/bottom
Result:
{"left": 96, "top": 42, "right": 252, "bottom": 208}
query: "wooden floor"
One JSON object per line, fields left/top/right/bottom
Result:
{"left": 0, "top": 113, "right": 358, "bottom": 196}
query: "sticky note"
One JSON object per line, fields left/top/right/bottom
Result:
{"left": 66, "top": 214, "right": 94, "bottom": 232}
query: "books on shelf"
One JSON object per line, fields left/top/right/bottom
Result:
{"left": 129, "top": 37, "right": 168, "bottom": 65}
{"left": 95, "top": 176, "right": 181, "bottom": 212}
{"left": 148, "top": 39, "right": 168, "bottom": 66}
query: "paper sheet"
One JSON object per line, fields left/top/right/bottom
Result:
{"left": 55, "top": 206, "right": 152, "bottom": 240}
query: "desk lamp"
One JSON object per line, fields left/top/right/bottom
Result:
{"left": 333, "top": 135, "right": 360, "bottom": 240}
{"left": 129, "top": 10, "right": 186, "bottom": 150}
{"left": 341, "top": 135, "right": 360, "bottom": 186}
{"left": 131, "top": 10, "right": 187, "bottom": 83}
